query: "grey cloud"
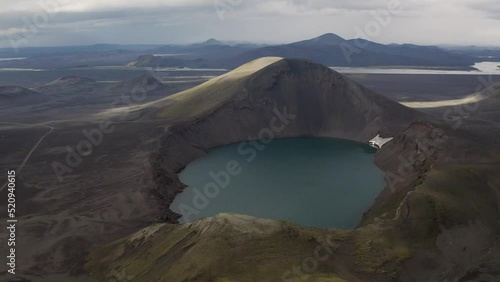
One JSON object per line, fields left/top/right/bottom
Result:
{"left": 0, "top": 0, "right": 499, "bottom": 47}
{"left": 465, "top": 0, "right": 500, "bottom": 19}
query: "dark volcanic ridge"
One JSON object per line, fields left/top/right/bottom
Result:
{"left": 47, "top": 76, "right": 97, "bottom": 85}
{"left": 0, "top": 86, "right": 41, "bottom": 97}
{"left": 126, "top": 33, "right": 476, "bottom": 69}
{"left": 85, "top": 57, "right": 500, "bottom": 281}
{"left": 35, "top": 76, "right": 99, "bottom": 94}
{"left": 127, "top": 54, "right": 212, "bottom": 69}
{"left": 143, "top": 57, "right": 426, "bottom": 221}
{"left": 0, "top": 86, "right": 45, "bottom": 107}
{"left": 482, "top": 82, "right": 500, "bottom": 100}
{"left": 111, "top": 74, "right": 169, "bottom": 93}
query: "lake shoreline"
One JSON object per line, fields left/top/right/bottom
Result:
{"left": 171, "top": 137, "right": 384, "bottom": 229}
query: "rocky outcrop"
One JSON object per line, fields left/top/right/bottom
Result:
{"left": 111, "top": 74, "right": 171, "bottom": 94}
{"left": 35, "top": 76, "right": 99, "bottom": 94}
{"left": 126, "top": 55, "right": 162, "bottom": 67}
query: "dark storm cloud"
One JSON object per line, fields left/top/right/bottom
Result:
{"left": 287, "top": 0, "right": 398, "bottom": 11}
{"left": 466, "top": 0, "right": 500, "bottom": 19}
{"left": 0, "top": 0, "right": 499, "bottom": 47}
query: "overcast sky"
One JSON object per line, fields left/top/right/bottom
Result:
{"left": 1, "top": 0, "right": 499, "bottom": 48}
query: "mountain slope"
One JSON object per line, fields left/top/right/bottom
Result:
{"left": 0, "top": 86, "right": 45, "bottom": 107}
{"left": 126, "top": 33, "right": 475, "bottom": 69}
{"left": 35, "top": 76, "right": 99, "bottom": 94}
{"left": 86, "top": 214, "right": 352, "bottom": 281}
{"left": 228, "top": 34, "right": 476, "bottom": 69}
{"left": 142, "top": 56, "right": 421, "bottom": 137}
{"left": 402, "top": 82, "right": 500, "bottom": 109}
{"left": 0, "top": 86, "right": 40, "bottom": 97}
{"left": 291, "top": 33, "right": 346, "bottom": 46}
{"left": 134, "top": 57, "right": 285, "bottom": 122}
{"left": 86, "top": 57, "right": 500, "bottom": 282}
{"left": 126, "top": 57, "right": 424, "bottom": 224}
{"left": 128, "top": 39, "right": 263, "bottom": 68}
{"left": 111, "top": 74, "right": 167, "bottom": 92}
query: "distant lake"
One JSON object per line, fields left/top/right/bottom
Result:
{"left": 171, "top": 138, "right": 385, "bottom": 229}
{"left": 153, "top": 54, "right": 191, "bottom": 57}
{"left": 0, "top": 68, "right": 43, "bottom": 71}
{"left": 0, "top": 68, "right": 226, "bottom": 87}
{"left": 0, "top": 57, "right": 26, "bottom": 62}
{"left": 332, "top": 61, "right": 500, "bottom": 75}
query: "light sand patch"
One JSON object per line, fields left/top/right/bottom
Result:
{"left": 96, "top": 57, "right": 284, "bottom": 121}
{"left": 401, "top": 93, "right": 486, "bottom": 108}
{"left": 401, "top": 83, "right": 500, "bottom": 109}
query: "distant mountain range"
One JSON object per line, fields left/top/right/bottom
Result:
{"left": 442, "top": 45, "right": 500, "bottom": 61}
{"left": 128, "top": 33, "right": 477, "bottom": 70}
{"left": 0, "top": 33, "right": 491, "bottom": 70}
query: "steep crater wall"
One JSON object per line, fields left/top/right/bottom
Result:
{"left": 149, "top": 59, "right": 427, "bottom": 223}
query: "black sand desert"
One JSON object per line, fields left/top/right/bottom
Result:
{"left": 1, "top": 1, "right": 500, "bottom": 282}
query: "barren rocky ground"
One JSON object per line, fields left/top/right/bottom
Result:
{"left": 0, "top": 58, "right": 499, "bottom": 281}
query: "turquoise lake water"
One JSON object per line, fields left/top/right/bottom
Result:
{"left": 171, "top": 138, "right": 385, "bottom": 229}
